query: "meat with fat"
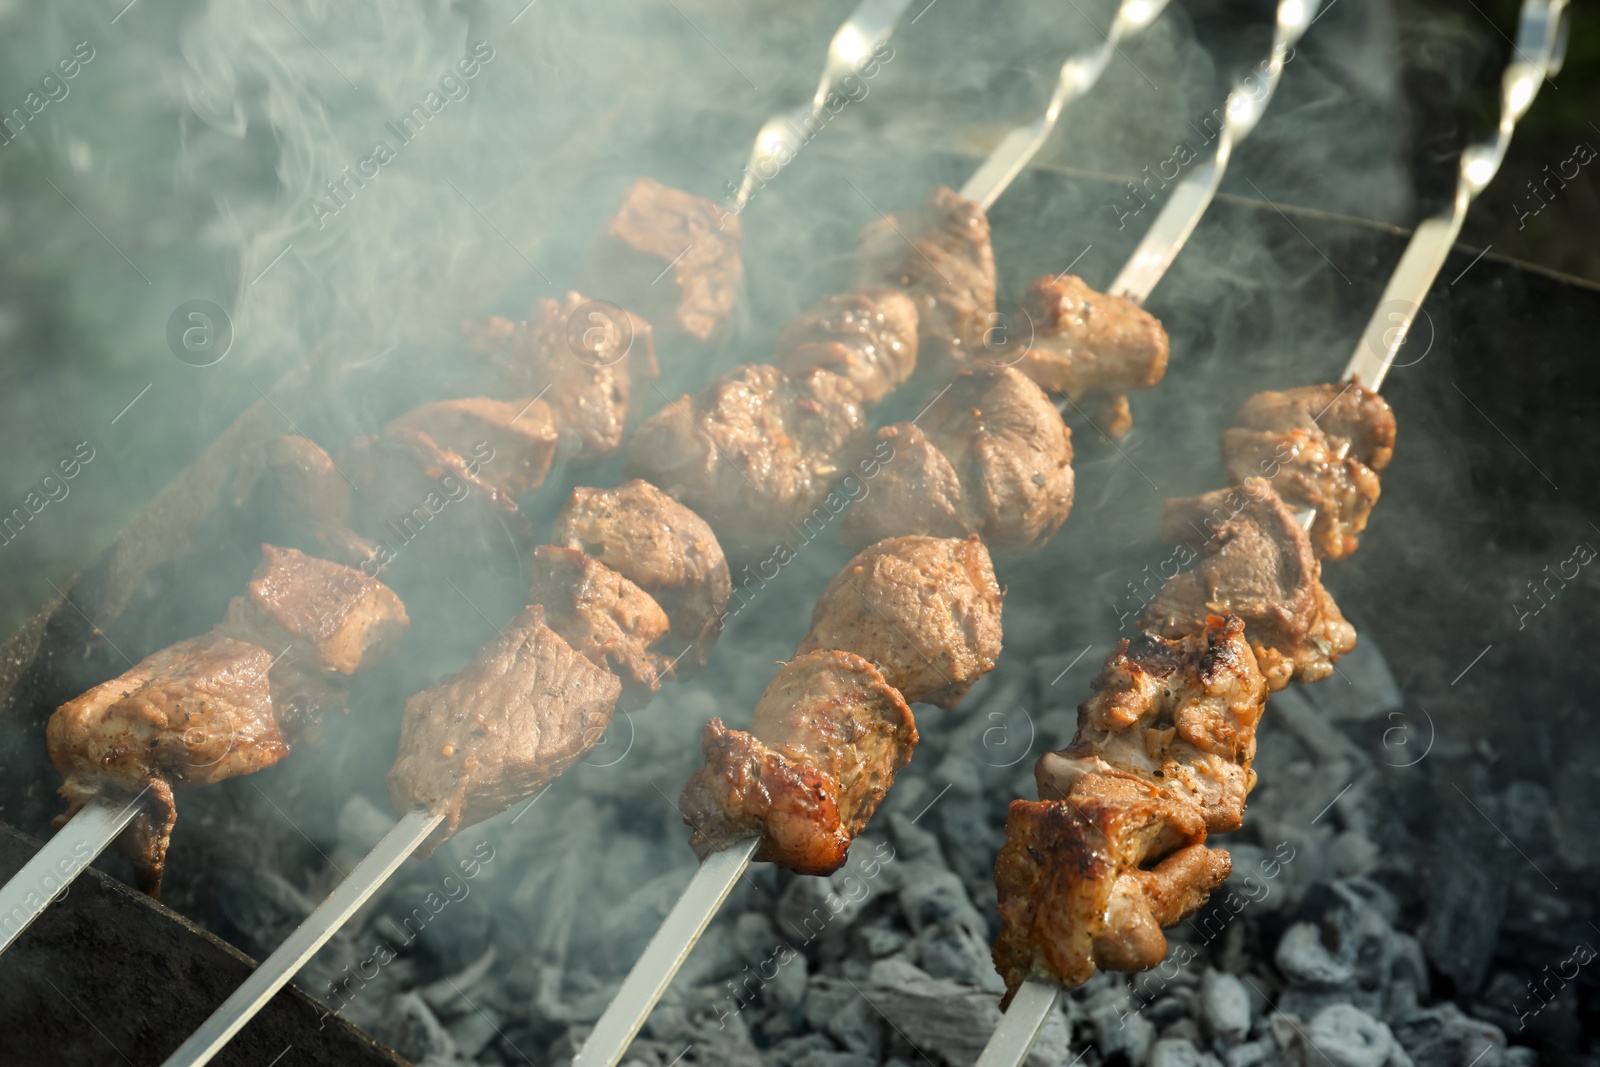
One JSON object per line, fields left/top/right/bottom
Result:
{"left": 386, "top": 396, "right": 561, "bottom": 497}
{"left": 678, "top": 649, "right": 915, "bottom": 875}
{"left": 387, "top": 605, "right": 621, "bottom": 852}
{"left": 1143, "top": 478, "right": 1355, "bottom": 690}
{"left": 841, "top": 368, "right": 1074, "bottom": 552}
{"left": 550, "top": 479, "right": 731, "bottom": 677}
{"left": 1011, "top": 273, "right": 1170, "bottom": 439}
{"left": 528, "top": 545, "right": 671, "bottom": 711}
{"left": 775, "top": 287, "right": 920, "bottom": 405}
{"left": 624, "top": 364, "right": 868, "bottom": 559}
{"left": 797, "top": 535, "right": 1002, "bottom": 708}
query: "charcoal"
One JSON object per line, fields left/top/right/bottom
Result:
{"left": 912, "top": 919, "right": 1005, "bottom": 993}
{"left": 1418, "top": 800, "right": 1512, "bottom": 995}
{"left": 1200, "top": 970, "right": 1253, "bottom": 1044}
{"left": 378, "top": 991, "right": 461, "bottom": 1065}
{"left": 863, "top": 959, "right": 1069, "bottom": 1067}
{"left": 1275, "top": 922, "right": 1357, "bottom": 987}
{"left": 790, "top": 1050, "right": 876, "bottom": 1067}
{"left": 1299, "top": 639, "right": 1402, "bottom": 723}
{"left": 1148, "top": 1036, "right": 1218, "bottom": 1067}
{"left": 1159, "top": 1019, "right": 1206, "bottom": 1047}
{"left": 1081, "top": 975, "right": 1156, "bottom": 1067}
{"left": 803, "top": 974, "right": 882, "bottom": 1059}
{"left": 1305, "top": 1004, "right": 1398, "bottom": 1067}
{"left": 1223, "top": 1040, "right": 1276, "bottom": 1067}
{"left": 1390, "top": 1004, "right": 1508, "bottom": 1067}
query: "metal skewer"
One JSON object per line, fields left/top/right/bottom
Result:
{"left": 159, "top": 809, "right": 443, "bottom": 1067}
{"left": 733, "top": 0, "right": 914, "bottom": 214}
{"left": 978, "top": 0, "right": 1569, "bottom": 1058}
{"left": 960, "top": 0, "right": 1175, "bottom": 209}
{"left": 0, "top": 790, "right": 145, "bottom": 955}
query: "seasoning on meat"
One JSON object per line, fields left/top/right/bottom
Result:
{"left": 1223, "top": 381, "right": 1396, "bottom": 559}
{"left": 678, "top": 649, "right": 916, "bottom": 875}
{"left": 775, "top": 288, "right": 920, "bottom": 405}
{"left": 462, "top": 291, "right": 658, "bottom": 458}
{"left": 1012, "top": 273, "right": 1170, "bottom": 439}
{"left": 855, "top": 185, "right": 996, "bottom": 375}
{"left": 528, "top": 545, "right": 672, "bottom": 712}
{"left": 593, "top": 177, "right": 743, "bottom": 342}
{"left": 551, "top": 479, "right": 731, "bottom": 677}
{"left": 386, "top": 396, "right": 561, "bottom": 497}
{"left": 624, "top": 364, "right": 868, "bottom": 559}
{"left": 841, "top": 368, "right": 1074, "bottom": 553}
{"left": 1141, "top": 478, "right": 1355, "bottom": 689}
{"left": 387, "top": 605, "right": 621, "bottom": 853}
{"left": 797, "top": 535, "right": 1002, "bottom": 708}
{"left": 46, "top": 546, "right": 408, "bottom": 895}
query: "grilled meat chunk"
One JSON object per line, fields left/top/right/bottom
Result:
{"left": 528, "top": 545, "right": 672, "bottom": 711}
{"left": 593, "top": 177, "right": 743, "bottom": 341}
{"left": 387, "top": 396, "right": 561, "bottom": 497}
{"left": 841, "top": 368, "right": 1074, "bottom": 552}
{"left": 679, "top": 650, "right": 916, "bottom": 875}
{"left": 551, "top": 479, "right": 731, "bottom": 677}
{"left": 242, "top": 435, "right": 375, "bottom": 567}
{"left": 1047, "top": 615, "right": 1266, "bottom": 833}
{"left": 48, "top": 636, "right": 287, "bottom": 895}
{"left": 1224, "top": 382, "right": 1396, "bottom": 559}
{"left": 775, "top": 288, "right": 920, "bottom": 405}
{"left": 1012, "top": 274, "right": 1170, "bottom": 439}
{"left": 387, "top": 605, "right": 621, "bottom": 852}
{"left": 855, "top": 185, "right": 996, "bottom": 374}
{"left": 463, "top": 291, "right": 658, "bottom": 458}
{"left": 1142, "top": 479, "right": 1355, "bottom": 689}
{"left": 992, "top": 774, "right": 1228, "bottom": 999}
{"left": 625, "top": 364, "right": 869, "bottom": 559}
{"left": 798, "top": 535, "right": 1003, "bottom": 708}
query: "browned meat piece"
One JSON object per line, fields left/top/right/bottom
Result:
{"left": 1223, "top": 382, "right": 1396, "bottom": 559}
{"left": 47, "top": 635, "right": 289, "bottom": 894}
{"left": 624, "top": 364, "right": 869, "bottom": 559}
{"left": 797, "top": 535, "right": 1003, "bottom": 708}
{"left": 1142, "top": 479, "right": 1356, "bottom": 689}
{"left": 775, "top": 288, "right": 920, "bottom": 405}
{"left": 1011, "top": 274, "right": 1170, "bottom": 440}
{"left": 591, "top": 178, "right": 743, "bottom": 341}
{"left": 551, "top": 479, "right": 731, "bottom": 677}
{"left": 992, "top": 774, "right": 1228, "bottom": 999}
{"left": 387, "top": 396, "right": 560, "bottom": 497}
{"left": 1234, "top": 380, "right": 1396, "bottom": 469}
{"left": 221, "top": 545, "right": 409, "bottom": 676}
{"left": 678, "top": 650, "right": 916, "bottom": 875}
{"left": 528, "top": 545, "right": 671, "bottom": 711}
{"left": 1044, "top": 615, "right": 1266, "bottom": 833}
{"left": 342, "top": 427, "right": 536, "bottom": 562}
{"left": 387, "top": 605, "right": 621, "bottom": 852}
{"left": 240, "top": 436, "right": 375, "bottom": 567}
{"left": 855, "top": 185, "right": 996, "bottom": 374}
{"left": 841, "top": 368, "right": 1074, "bottom": 553}
{"left": 463, "top": 291, "right": 658, "bottom": 458}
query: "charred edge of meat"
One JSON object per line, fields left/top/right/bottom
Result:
{"left": 797, "top": 534, "right": 1002, "bottom": 709}
{"left": 550, "top": 479, "right": 732, "bottom": 678}
{"left": 1141, "top": 478, "right": 1355, "bottom": 690}
{"left": 840, "top": 367, "right": 1074, "bottom": 553}
{"left": 678, "top": 650, "right": 916, "bottom": 876}
{"left": 1053, "top": 614, "right": 1267, "bottom": 834}
{"left": 992, "top": 777, "right": 1228, "bottom": 999}
{"left": 775, "top": 287, "right": 920, "bottom": 406}
{"left": 528, "top": 544, "right": 672, "bottom": 712}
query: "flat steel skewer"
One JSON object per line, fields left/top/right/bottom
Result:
{"left": 981, "top": 0, "right": 1569, "bottom": 1059}
{"left": 159, "top": 809, "right": 443, "bottom": 1067}
{"left": 734, "top": 0, "right": 914, "bottom": 214}
{"left": 0, "top": 790, "right": 145, "bottom": 955}
{"left": 960, "top": 0, "right": 1175, "bottom": 209}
